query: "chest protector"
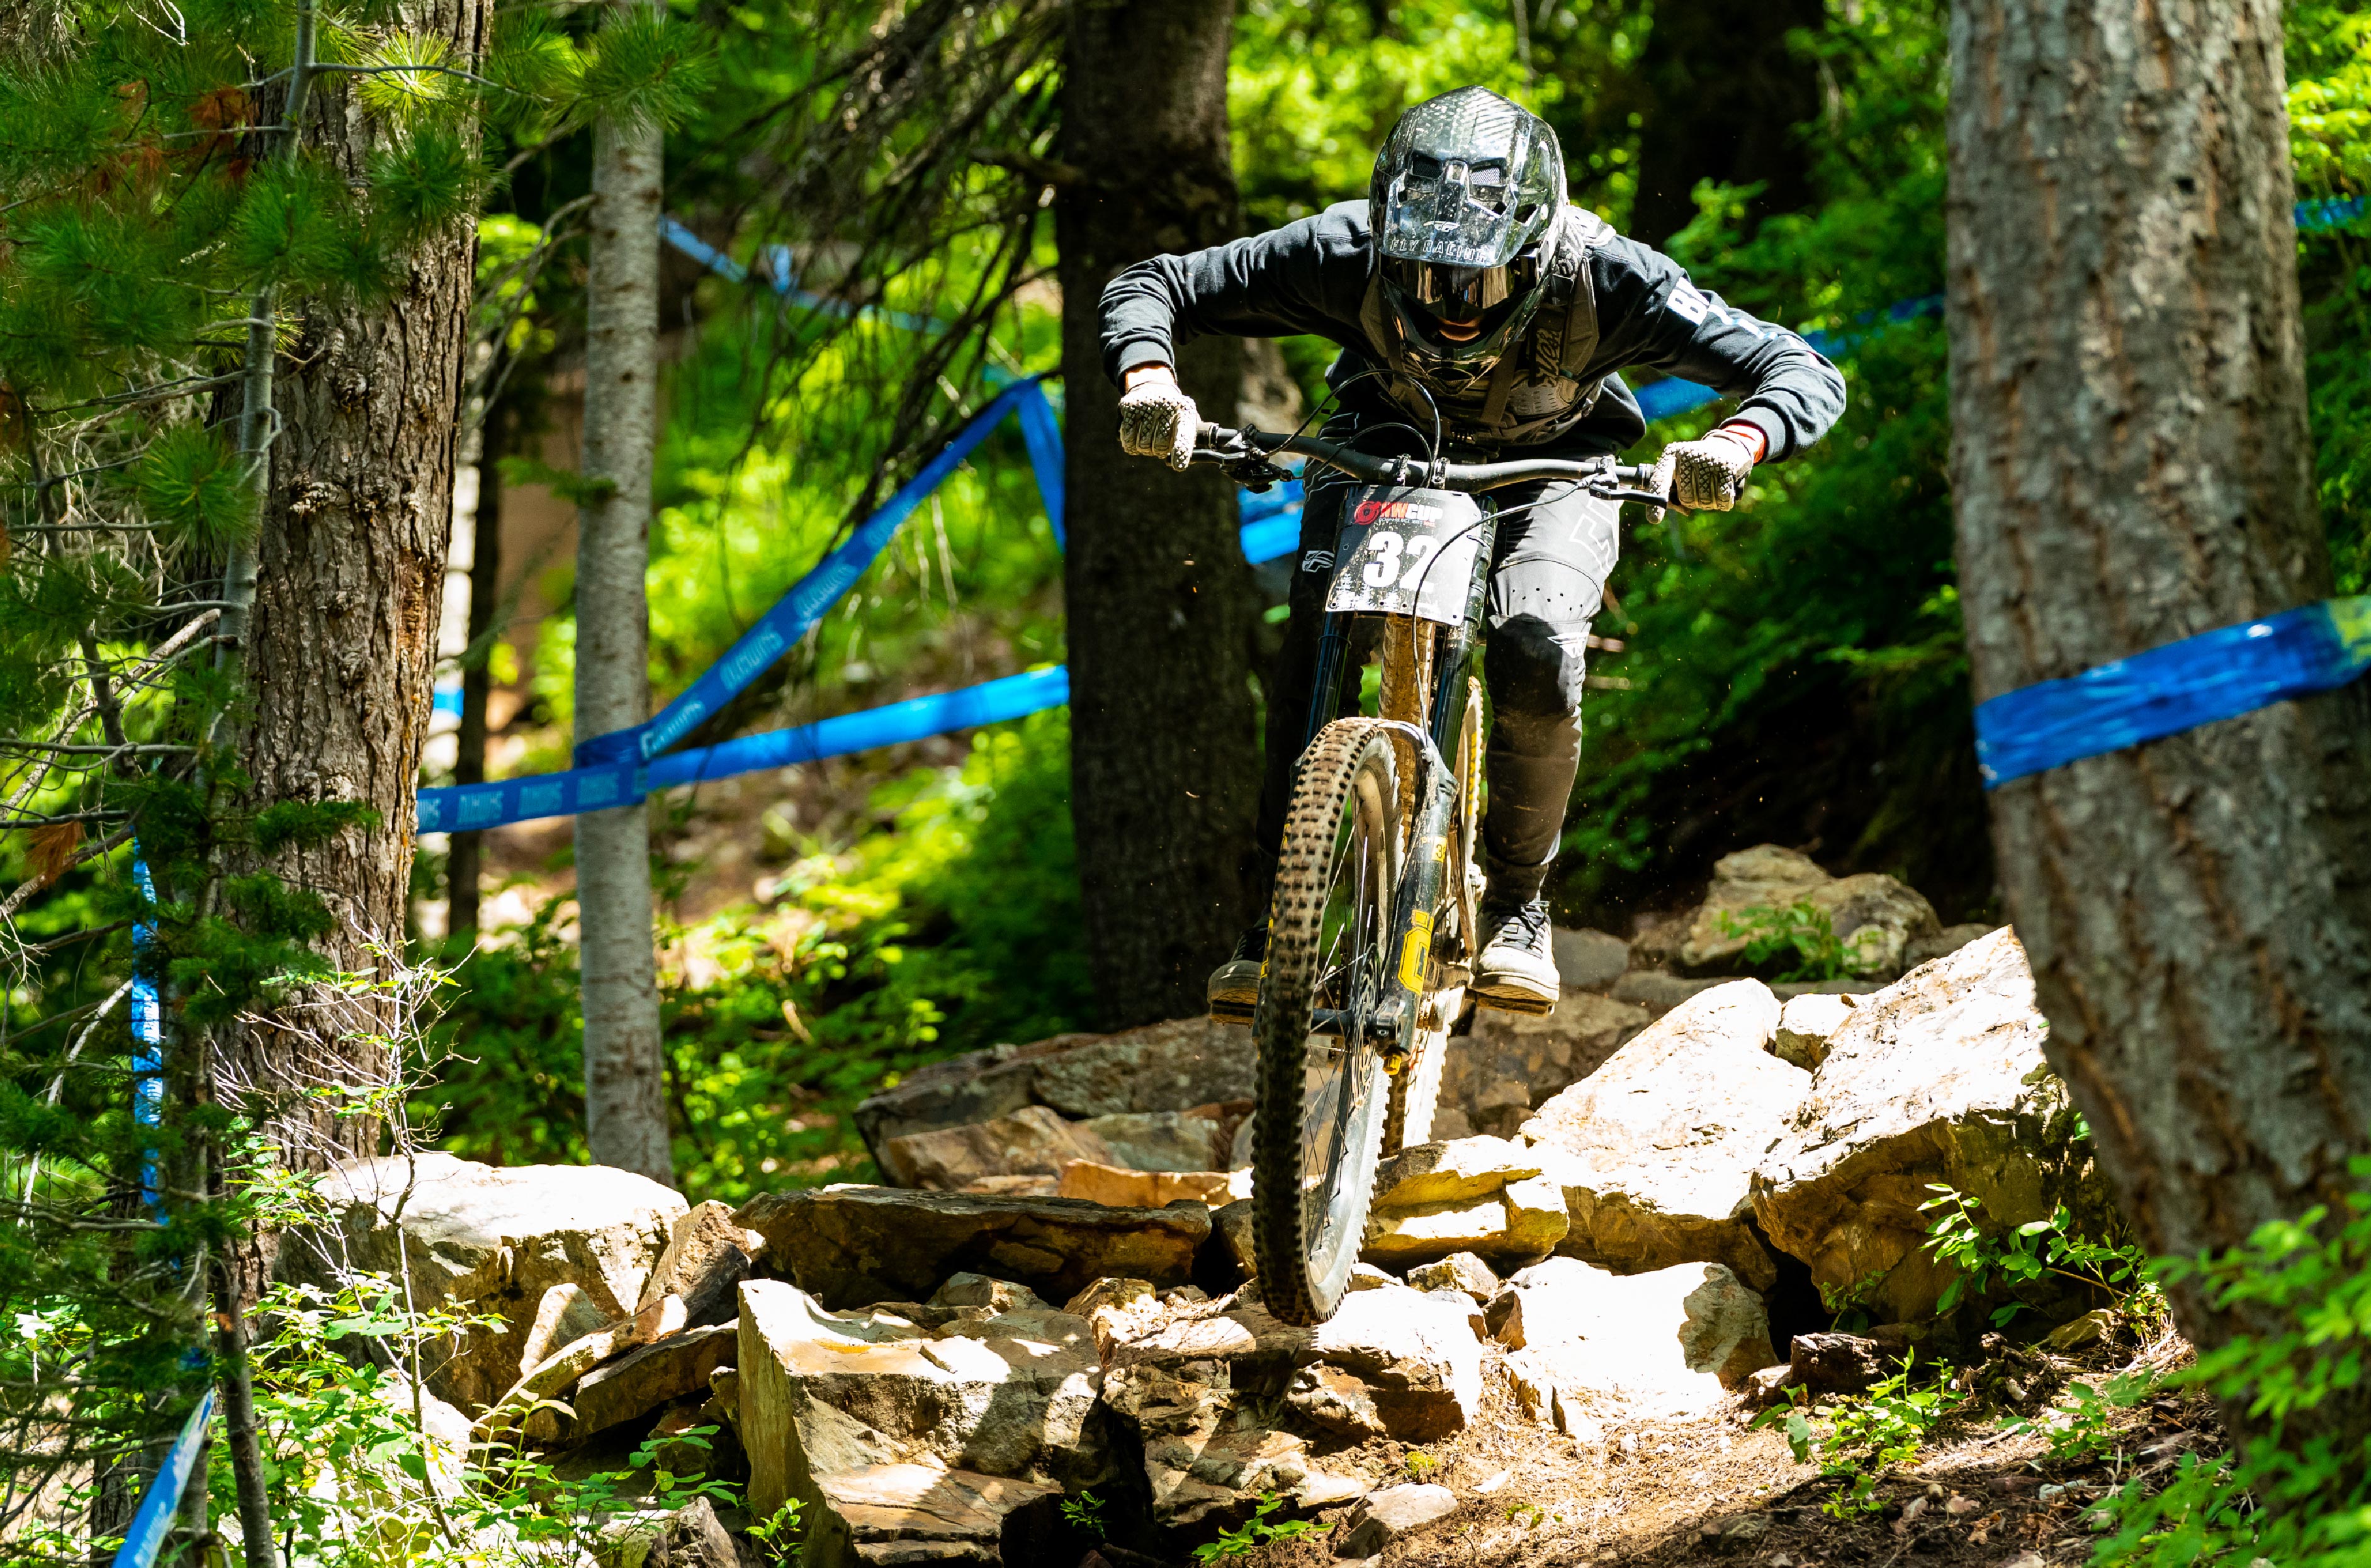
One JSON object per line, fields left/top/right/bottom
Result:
{"left": 1358, "top": 204, "right": 1616, "bottom": 447}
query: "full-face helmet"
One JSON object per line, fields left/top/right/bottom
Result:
{"left": 1370, "top": 87, "right": 1568, "bottom": 389}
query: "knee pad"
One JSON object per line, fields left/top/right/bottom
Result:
{"left": 1487, "top": 612, "right": 1589, "bottom": 728}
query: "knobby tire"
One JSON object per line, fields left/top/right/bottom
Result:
{"left": 1251, "top": 718, "right": 1399, "bottom": 1326}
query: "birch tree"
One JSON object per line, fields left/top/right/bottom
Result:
{"left": 575, "top": 0, "right": 673, "bottom": 1184}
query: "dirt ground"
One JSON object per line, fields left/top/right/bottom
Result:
{"left": 1224, "top": 1322, "right": 2213, "bottom": 1568}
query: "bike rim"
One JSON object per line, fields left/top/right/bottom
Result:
{"left": 1298, "top": 762, "right": 1394, "bottom": 1290}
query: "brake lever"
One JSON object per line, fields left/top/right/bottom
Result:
{"left": 1225, "top": 456, "right": 1293, "bottom": 491}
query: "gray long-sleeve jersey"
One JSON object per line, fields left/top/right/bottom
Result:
{"left": 1100, "top": 199, "right": 1845, "bottom": 461}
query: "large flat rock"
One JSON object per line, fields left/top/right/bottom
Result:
{"left": 1519, "top": 981, "right": 1802, "bottom": 1289}
{"left": 1750, "top": 927, "right": 2098, "bottom": 1323}
{"left": 736, "top": 1185, "right": 1208, "bottom": 1309}
{"left": 738, "top": 1279, "right": 1105, "bottom": 1561}
{"left": 1446, "top": 995, "right": 1650, "bottom": 1138}
{"left": 1100, "top": 1282, "right": 1479, "bottom": 1533}
{"left": 1363, "top": 1137, "right": 1569, "bottom": 1266}
{"left": 852, "top": 1019, "right": 1258, "bottom": 1166}
{"left": 297, "top": 1152, "right": 684, "bottom": 1413}
{"left": 877, "top": 1105, "right": 1118, "bottom": 1190}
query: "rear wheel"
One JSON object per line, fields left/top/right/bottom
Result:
{"left": 1251, "top": 718, "right": 1400, "bottom": 1326}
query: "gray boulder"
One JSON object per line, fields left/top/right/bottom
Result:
{"left": 638, "top": 1200, "right": 766, "bottom": 1328}
{"left": 877, "top": 1105, "right": 1118, "bottom": 1190}
{"left": 1337, "top": 1484, "right": 1459, "bottom": 1559}
{"left": 1552, "top": 927, "right": 1632, "bottom": 992}
{"left": 1448, "top": 994, "right": 1650, "bottom": 1138}
{"left": 1079, "top": 1107, "right": 1233, "bottom": 1172}
{"left": 1750, "top": 927, "right": 2100, "bottom": 1324}
{"left": 735, "top": 1185, "right": 1208, "bottom": 1309}
{"left": 1679, "top": 844, "right": 1940, "bottom": 982}
{"left": 853, "top": 1018, "right": 1257, "bottom": 1163}
{"left": 296, "top": 1152, "right": 684, "bottom": 1413}
{"left": 1519, "top": 981, "right": 1803, "bottom": 1289}
{"left": 566, "top": 1323, "right": 740, "bottom": 1441}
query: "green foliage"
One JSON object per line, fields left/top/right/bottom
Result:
{"left": 1716, "top": 900, "right": 1850, "bottom": 982}
{"left": 425, "top": 710, "right": 1088, "bottom": 1203}
{"left": 222, "top": 1275, "right": 735, "bottom": 1565}
{"left": 1193, "top": 1493, "right": 1319, "bottom": 1562}
{"left": 745, "top": 1497, "right": 807, "bottom": 1562}
{"left": 2005, "top": 1374, "right": 2151, "bottom": 1467}
{"left": 1920, "top": 1184, "right": 2159, "bottom": 1328}
{"left": 1759, "top": 1352, "right": 1966, "bottom": 1517}
{"left": 2090, "top": 1160, "right": 2371, "bottom": 1568}
{"left": 1560, "top": 1, "right": 1986, "bottom": 925}
{"left": 134, "top": 425, "right": 261, "bottom": 554}
{"left": 1059, "top": 1489, "right": 1108, "bottom": 1537}
{"left": 2292, "top": 3, "right": 2371, "bottom": 595}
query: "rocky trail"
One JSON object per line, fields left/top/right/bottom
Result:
{"left": 296, "top": 846, "right": 2213, "bottom": 1565}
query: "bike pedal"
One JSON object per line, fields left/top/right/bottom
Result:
{"left": 1208, "top": 997, "right": 1258, "bottom": 1027}
{"left": 1473, "top": 989, "right": 1557, "bottom": 1017}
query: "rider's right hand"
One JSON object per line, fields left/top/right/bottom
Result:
{"left": 1117, "top": 364, "right": 1201, "bottom": 472}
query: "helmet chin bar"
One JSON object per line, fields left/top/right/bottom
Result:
{"left": 1368, "top": 87, "right": 1568, "bottom": 381}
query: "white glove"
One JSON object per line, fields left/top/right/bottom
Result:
{"left": 1651, "top": 428, "right": 1760, "bottom": 512}
{"left": 1117, "top": 376, "right": 1200, "bottom": 471}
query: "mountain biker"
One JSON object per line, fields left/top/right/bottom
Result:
{"left": 1101, "top": 86, "right": 1845, "bottom": 1017}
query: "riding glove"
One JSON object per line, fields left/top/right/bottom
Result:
{"left": 1653, "top": 429, "right": 1759, "bottom": 512}
{"left": 1117, "top": 379, "right": 1201, "bottom": 471}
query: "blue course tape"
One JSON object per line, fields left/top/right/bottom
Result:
{"left": 129, "top": 857, "right": 162, "bottom": 1214}
{"left": 1974, "top": 598, "right": 2371, "bottom": 788}
{"left": 421, "top": 668, "right": 1072, "bottom": 830}
{"left": 2299, "top": 196, "right": 2366, "bottom": 232}
{"left": 651, "top": 667, "right": 1069, "bottom": 789}
{"left": 112, "top": 1387, "right": 215, "bottom": 1568}
{"left": 580, "top": 378, "right": 1055, "bottom": 771}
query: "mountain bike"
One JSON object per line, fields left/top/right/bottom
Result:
{"left": 1192, "top": 421, "right": 1664, "bottom": 1326}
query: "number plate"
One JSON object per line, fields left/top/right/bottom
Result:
{"left": 1324, "top": 488, "right": 1486, "bottom": 624}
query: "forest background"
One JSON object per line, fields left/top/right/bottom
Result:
{"left": 3, "top": 0, "right": 2365, "bottom": 1223}
{"left": 0, "top": 0, "right": 2365, "bottom": 1558}
{"left": 378, "top": 0, "right": 2365, "bottom": 1206}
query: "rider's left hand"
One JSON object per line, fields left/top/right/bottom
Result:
{"left": 1653, "top": 423, "right": 1764, "bottom": 512}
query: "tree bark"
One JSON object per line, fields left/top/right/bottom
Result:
{"left": 448, "top": 417, "right": 503, "bottom": 939}
{"left": 1056, "top": 0, "right": 1263, "bottom": 1029}
{"left": 1626, "top": 0, "right": 1825, "bottom": 246}
{"left": 576, "top": 3, "right": 673, "bottom": 1184}
{"left": 1947, "top": 0, "right": 2371, "bottom": 1440}
{"left": 231, "top": 0, "right": 490, "bottom": 1168}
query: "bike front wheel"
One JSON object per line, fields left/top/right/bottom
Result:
{"left": 1251, "top": 718, "right": 1400, "bottom": 1326}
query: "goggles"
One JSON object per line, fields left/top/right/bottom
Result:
{"left": 1382, "top": 253, "right": 1541, "bottom": 326}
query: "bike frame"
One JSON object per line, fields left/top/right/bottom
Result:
{"left": 1196, "top": 422, "right": 1662, "bottom": 1054}
{"left": 1295, "top": 506, "right": 1492, "bottom": 1060}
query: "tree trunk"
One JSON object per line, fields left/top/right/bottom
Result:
{"left": 1056, "top": 0, "right": 1262, "bottom": 1029}
{"left": 1947, "top": 0, "right": 2371, "bottom": 1442}
{"left": 231, "top": 0, "right": 491, "bottom": 1169}
{"left": 448, "top": 417, "right": 504, "bottom": 939}
{"left": 576, "top": 4, "right": 673, "bottom": 1184}
{"left": 1626, "top": 0, "right": 1825, "bottom": 246}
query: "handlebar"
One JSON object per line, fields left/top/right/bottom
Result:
{"left": 1192, "top": 423, "right": 1669, "bottom": 506}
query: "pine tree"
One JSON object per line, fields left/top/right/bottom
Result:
{"left": 0, "top": 0, "right": 706, "bottom": 1552}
